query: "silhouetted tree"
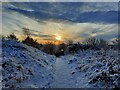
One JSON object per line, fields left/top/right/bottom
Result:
{"left": 22, "top": 36, "right": 42, "bottom": 49}
{"left": 22, "top": 27, "right": 31, "bottom": 38}
{"left": 7, "top": 33, "right": 18, "bottom": 40}
{"left": 22, "top": 27, "right": 42, "bottom": 49}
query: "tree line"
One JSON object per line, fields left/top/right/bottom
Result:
{"left": 2, "top": 27, "right": 119, "bottom": 57}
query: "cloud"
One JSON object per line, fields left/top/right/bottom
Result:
{"left": 80, "top": 2, "right": 118, "bottom": 12}
{"left": 2, "top": 2, "right": 118, "bottom": 43}
{"left": 2, "top": 8, "right": 46, "bottom": 34}
{"left": 3, "top": 2, "right": 118, "bottom": 24}
{"left": 31, "top": 33, "right": 51, "bottom": 38}
{"left": 63, "top": 23, "right": 118, "bottom": 42}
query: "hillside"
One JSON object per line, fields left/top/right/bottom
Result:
{"left": 63, "top": 50, "right": 119, "bottom": 88}
{"left": 2, "top": 39, "right": 55, "bottom": 88}
{"left": 1, "top": 39, "right": 120, "bottom": 89}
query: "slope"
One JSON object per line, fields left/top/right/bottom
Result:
{"left": 2, "top": 39, "right": 55, "bottom": 88}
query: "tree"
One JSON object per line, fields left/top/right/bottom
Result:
{"left": 22, "top": 27, "right": 31, "bottom": 38}
{"left": 83, "top": 37, "right": 100, "bottom": 50}
{"left": 22, "top": 27, "right": 43, "bottom": 50}
{"left": 84, "top": 37, "right": 100, "bottom": 46}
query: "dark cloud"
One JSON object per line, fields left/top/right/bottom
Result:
{"left": 31, "top": 33, "right": 51, "bottom": 38}
{"left": 3, "top": 2, "right": 119, "bottom": 24}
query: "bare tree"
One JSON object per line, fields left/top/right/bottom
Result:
{"left": 22, "top": 27, "right": 31, "bottom": 38}
{"left": 84, "top": 37, "right": 100, "bottom": 46}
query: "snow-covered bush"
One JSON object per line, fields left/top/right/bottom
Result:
{"left": 68, "top": 49, "right": 119, "bottom": 88}
{"left": 88, "top": 51, "right": 120, "bottom": 88}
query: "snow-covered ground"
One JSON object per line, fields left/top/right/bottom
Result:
{"left": 63, "top": 50, "right": 120, "bottom": 88}
{"left": 50, "top": 58, "right": 76, "bottom": 88}
{"left": 1, "top": 39, "right": 120, "bottom": 89}
{"left": 2, "top": 39, "right": 55, "bottom": 88}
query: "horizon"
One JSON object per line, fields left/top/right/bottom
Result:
{"left": 2, "top": 2, "right": 118, "bottom": 44}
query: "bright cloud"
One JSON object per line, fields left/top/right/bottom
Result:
{"left": 2, "top": 2, "right": 118, "bottom": 43}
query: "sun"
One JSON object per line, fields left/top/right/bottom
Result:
{"left": 55, "top": 35, "right": 62, "bottom": 41}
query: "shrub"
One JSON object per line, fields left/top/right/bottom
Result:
{"left": 22, "top": 36, "right": 42, "bottom": 49}
{"left": 7, "top": 33, "right": 18, "bottom": 40}
{"left": 42, "top": 42, "right": 55, "bottom": 55}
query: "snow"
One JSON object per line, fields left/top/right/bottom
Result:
{"left": 1, "top": 39, "right": 120, "bottom": 89}
{"left": 2, "top": 39, "right": 55, "bottom": 88}
{"left": 51, "top": 58, "right": 76, "bottom": 88}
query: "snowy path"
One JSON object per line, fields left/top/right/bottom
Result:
{"left": 51, "top": 58, "right": 77, "bottom": 88}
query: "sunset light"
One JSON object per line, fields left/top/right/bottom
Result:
{"left": 2, "top": 2, "right": 119, "bottom": 89}
{"left": 55, "top": 35, "right": 62, "bottom": 41}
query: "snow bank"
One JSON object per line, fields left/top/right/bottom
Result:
{"left": 2, "top": 39, "right": 55, "bottom": 88}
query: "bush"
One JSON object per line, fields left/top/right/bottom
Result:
{"left": 83, "top": 37, "right": 108, "bottom": 50}
{"left": 22, "top": 36, "right": 42, "bottom": 49}
{"left": 7, "top": 33, "right": 18, "bottom": 40}
{"left": 42, "top": 42, "right": 55, "bottom": 55}
{"left": 84, "top": 37, "right": 100, "bottom": 46}
{"left": 89, "top": 56, "right": 120, "bottom": 88}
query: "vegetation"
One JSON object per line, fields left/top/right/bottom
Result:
{"left": 22, "top": 27, "right": 42, "bottom": 49}
{"left": 7, "top": 33, "right": 18, "bottom": 40}
{"left": 2, "top": 32, "right": 119, "bottom": 57}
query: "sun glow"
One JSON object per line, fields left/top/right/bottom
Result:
{"left": 55, "top": 35, "right": 62, "bottom": 41}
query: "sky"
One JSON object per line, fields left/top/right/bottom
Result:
{"left": 1, "top": 2, "right": 119, "bottom": 44}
